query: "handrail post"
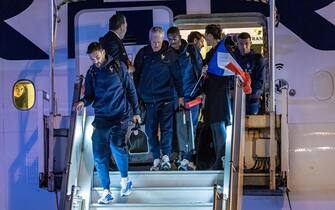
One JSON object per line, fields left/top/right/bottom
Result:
{"left": 222, "top": 76, "right": 245, "bottom": 210}
{"left": 269, "top": 0, "right": 277, "bottom": 191}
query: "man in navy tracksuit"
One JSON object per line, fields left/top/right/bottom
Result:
{"left": 233, "top": 32, "right": 266, "bottom": 115}
{"left": 167, "top": 26, "right": 203, "bottom": 170}
{"left": 134, "top": 26, "right": 184, "bottom": 171}
{"left": 74, "top": 42, "right": 141, "bottom": 204}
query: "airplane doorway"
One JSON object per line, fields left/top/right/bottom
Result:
{"left": 174, "top": 13, "right": 272, "bottom": 210}
{"left": 176, "top": 14, "right": 266, "bottom": 58}
{"left": 0, "top": 69, "right": 4, "bottom": 208}
{"left": 174, "top": 13, "right": 268, "bottom": 170}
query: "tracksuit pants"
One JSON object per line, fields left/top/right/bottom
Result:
{"left": 91, "top": 119, "right": 128, "bottom": 190}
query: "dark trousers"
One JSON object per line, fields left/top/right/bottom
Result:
{"left": 145, "top": 101, "right": 174, "bottom": 159}
{"left": 210, "top": 121, "right": 226, "bottom": 170}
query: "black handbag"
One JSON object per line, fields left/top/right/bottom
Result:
{"left": 127, "top": 123, "right": 149, "bottom": 154}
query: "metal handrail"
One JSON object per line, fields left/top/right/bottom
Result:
{"left": 221, "top": 76, "right": 246, "bottom": 210}
{"left": 60, "top": 76, "right": 85, "bottom": 210}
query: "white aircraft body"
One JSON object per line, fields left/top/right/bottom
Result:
{"left": 0, "top": 0, "right": 335, "bottom": 210}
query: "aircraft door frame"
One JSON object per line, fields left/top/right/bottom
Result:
{"left": 174, "top": 13, "right": 269, "bottom": 210}
{"left": 74, "top": 6, "right": 173, "bottom": 78}
{"left": 0, "top": 65, "right": 5, "bottom": 209}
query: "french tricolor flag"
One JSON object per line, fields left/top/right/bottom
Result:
{"left": 207, "top": 40, "right": 252, "bottom": 94}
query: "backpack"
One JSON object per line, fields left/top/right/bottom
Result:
{"left": 187, "top": 44, "right": 202, "bottom": 81}
{"left": 88, "top": 59, "right": 126, "bottom": 94}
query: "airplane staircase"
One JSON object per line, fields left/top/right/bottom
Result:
{"left": 90, "top": 170, "right": 223, "bottom": 210}
{"left": 58, "top": 76, "right": 246, "bottom": 210}
{"left": 63, "top": 115, "right": 225, "bottom": 210}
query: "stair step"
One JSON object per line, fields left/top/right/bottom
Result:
{"left": 90, "top": 203, "right": 213, "bottom": 210}
{"left": 93, "top": 170, "right": 224, "bottom": 188}
{"left": 91, "top": 187, "right": 213, "bottom": 204}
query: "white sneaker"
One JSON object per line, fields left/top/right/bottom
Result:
{"left": 178, "top": 159, "right": 189, "bottom": 171}
{"left": 160, "top": 155, "right": 171, "bottom": 170}
{"left": 98, "top": 189, "right": 113, "bottom": 204}
{"left": 150, "top": 158, "right": 161, "bottom": 171}
{"left": 120, "top": 178, "right": 133, "bottom": 196}
{"left": 178, "top": 159, "right": 196, "bottom": 171}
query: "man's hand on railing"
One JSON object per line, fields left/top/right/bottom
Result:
{"left": 73, "top": 101, "right": 84, "bottom": 112}
{"left": 225, "top": 62, "right": 252, "bottom": 94}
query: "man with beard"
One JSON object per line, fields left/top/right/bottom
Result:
{"left": 167, "top": 26, "right": 203, "bottom": 170}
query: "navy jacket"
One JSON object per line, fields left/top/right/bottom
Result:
{"left": 99, "top": 31, "right": 129, "bottom": 67}
{"left": 172, "top": 40, "right": 203, "bottom": 100}
{"left": 233, "top": 49, "right": 266, "bottom": 98}
{"left": 133, "top": 41, "right": 183, "bottom": 103}
{"left": 81, "top": 58, "right": 140, "bottom": 127}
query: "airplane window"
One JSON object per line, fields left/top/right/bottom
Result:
{"left": 13, "top": 80, "right": 35, "bottom": 110}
